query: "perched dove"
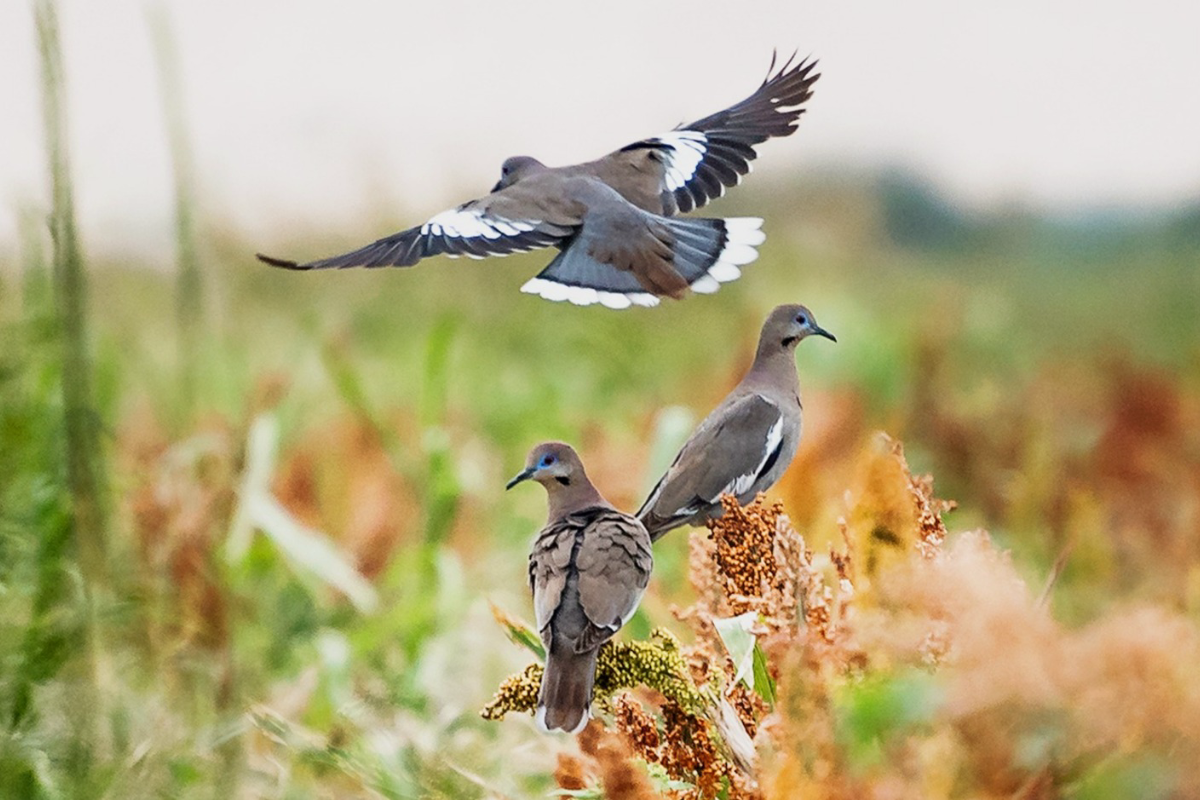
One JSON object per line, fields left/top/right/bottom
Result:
{"left": 637, "top": 304, "right": 835, "bottom": 539}
{"left": 507, "top": 442, "right": 652, "bottom": 732}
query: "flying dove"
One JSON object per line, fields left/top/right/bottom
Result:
{"left": 259, "top": 53, "right": 819, "bottom": 309}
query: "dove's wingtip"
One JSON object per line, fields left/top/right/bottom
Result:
{"left": 256, "top": 252, "right": 302, "bottom": 269}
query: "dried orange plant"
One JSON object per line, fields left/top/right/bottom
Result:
{"left": 484, "top": 434, "right": 1200, "bottom": 799}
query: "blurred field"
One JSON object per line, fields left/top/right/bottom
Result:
{"left": 4, "top": 163, "right": 1199, "bottom": 797}
{"left": 3, "top": 14, "right": 1200, "bottom": 797}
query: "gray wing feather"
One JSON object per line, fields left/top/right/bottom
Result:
{"left": 575, "top": 513, "right": 652, "bottom": 640}
{"left": 258, "top": 188, "right": 574, "bottom": 270}
{"left": 638, "top": 393, "right": 785, "bottom": 532}
{"left": 529, "top": 508, "right": 652, "bottom": 654}
{"left": 622, "top": 53, "right": 820, "bottom": 215}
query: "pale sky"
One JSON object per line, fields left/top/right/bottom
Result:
{"left": 2, "top": 0, "right": 1198, "bottom": 262}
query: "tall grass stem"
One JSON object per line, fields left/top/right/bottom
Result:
{"left": 35, "top": 0, "right": 108, "bottom": 779}
{"left": 36, "top": 0, "right": 108, "bottom": 584}
{"left": 148, "top": 5, "right": 202, "bottom": 418}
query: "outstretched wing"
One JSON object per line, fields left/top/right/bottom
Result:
{"left": 257, "top": 194, "right": 574, "bottom": 270}
{"left": 638, "top": 392, "right": 785, "bottom": 539}
{"left": 621, "top": 52, "right": 819, "bottom": 215}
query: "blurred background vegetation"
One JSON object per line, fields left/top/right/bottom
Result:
{"left": 1, "top": 2, "right": 1199, "bottom": 798}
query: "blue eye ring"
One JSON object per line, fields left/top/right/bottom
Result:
{"left": 539, "top": 454, "right": 556, "bottom": 468}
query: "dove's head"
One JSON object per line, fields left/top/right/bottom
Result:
{"left": 506, "top": 441, "right": 586, "bottom": 491}
{"left": 492, "top": 156, "right": 547, "bottom": 192}
{"left": 761, "top": 304, "right": 836, "bottom": 354}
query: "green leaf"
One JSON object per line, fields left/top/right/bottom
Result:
{"left": 550, "top": 786, "right": 604, "bottom": 799}
{"left": 228, "top": 412, "right": 378, "bottom": 613}
{"left": 316, "top": 629, "right": 353, "bottom": 711}
{"left": 1069, "top": 754, "right": 1177, "bottom": 800}
{"left": 713, "top": 611, "right": 758, "bottom": 690}
{"left": 226, "top": 413, "right": 278, "bottom": 561}
{"left": 751, "top": 642, "right": 776, "bottom": 706}
{"left": 167, "top": 758, "right": 202, "bottom": 786}
{"left": 489, "top": 602, "right": 545, "bottom": 661}
{"left": 834, "top": 669, "right": 943, "bottom": 771}
{"left": 645, "top": 761, "right": 695, "bottom": 792}
{"left": 250, "top": 492, "right": 379, "bottom": 613}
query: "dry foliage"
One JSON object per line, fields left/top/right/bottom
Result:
{"left": 578, "top": 721, "right": 661, "bottom": 800}
{"left": 488, "top": 432, "right": 1200, "bottom": 799}
{"left": 119, "top": 408, "right": 237, "bottom": 653}
{"left": 274, "top": 415, "right": 418, "bottom": 579}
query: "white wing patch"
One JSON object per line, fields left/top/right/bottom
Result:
{"left": 516, "top": 216, "right": 765, "bottom": 309}
{"left": 420, "top": 207, "right": 536, "bottom": 239}
{"left": 520, "top": 277, "right": 660, "bottom": 310}
{"left": 722, "top": 403, "right": 784, "bottom": 498}
{"left": 687, "top": 217, "right": 766, "bottom": 293}
{"left": 654, "top": 131, "right": 708, "bottom": 192}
